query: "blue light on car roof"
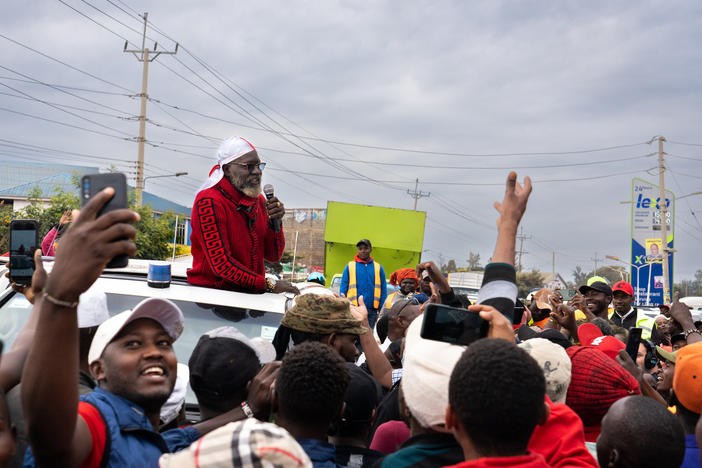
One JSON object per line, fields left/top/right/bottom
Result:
{"left": 148, "top": 262, "right": 171, "bottom": 289}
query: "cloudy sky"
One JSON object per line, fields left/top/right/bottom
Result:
{"left": 2, "top": 0, "right": 702, "bottom": 281}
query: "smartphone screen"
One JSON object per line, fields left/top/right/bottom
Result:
{"left": 626, "top": 327, "right": 643, "bottom": 363}
{"left": 9, "top": 220, "right": 39, "bottom": 285}
{"left": 559, "top": 288, "right": 577, "bottom": 302}
{"left": 81, "top": 173, "right": 129, "bottom": 268}
{"left": 420, "top": 303, "right": 488, "bottom": 346}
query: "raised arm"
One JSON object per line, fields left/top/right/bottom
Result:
{"left": 491, "top": 171, "right": 532, "bottom": 265}
{"left": 22, "top": 188, "right": 139, "bottom": 466}
{"left": 351, "top": 297, "right": 394, "bottom": 388}
{"left": 480, "top": 172, "right": 532, "bottom": 320}
{"left": 0, "top": 250, "right": 46, "bottom": 392}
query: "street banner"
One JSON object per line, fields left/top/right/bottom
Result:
{"left": 630, "top": 178, "right": 675, "bottom": 305}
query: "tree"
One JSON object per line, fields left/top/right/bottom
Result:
{"left": 516, "top": 270, "right": 544, "bottom": 298}
{"left": 695, "top": 269, "right": 702, "bottom": 295}
{"left": 572, "top": 265, "right": 587, "bottom": 286}
{"left": 467, "top": 251, "right": 483, "bottom": 271}
{"left": 132, "top": 204, "right": 176, "bottom": 260}
{"left": 446, "top": 259, "right": 457, "bottom": 273}
{"left": 572, "top": 265, "right": 627, "bottom": 287}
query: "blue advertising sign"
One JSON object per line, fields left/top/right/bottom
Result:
{"left": 630, "top": 178, "right": 674, "bottom": 306}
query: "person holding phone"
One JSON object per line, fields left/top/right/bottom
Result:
{"left": 187, "top": 136, "right": 298, "bottom": 295}
{"left": 41, "top": 209, "right": 72, "bottom": 256}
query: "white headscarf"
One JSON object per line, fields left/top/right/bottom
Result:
{"left": 198, "top": 136, "right": 256, "bottom": 192}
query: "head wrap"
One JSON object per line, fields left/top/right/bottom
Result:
{"left": 198, "top": 136, "right": 256, "bottom": 192}
{"left": 390, "top": 268, "right": 419, "bottom": 288}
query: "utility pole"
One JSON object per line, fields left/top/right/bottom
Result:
{"left": 591, "top": 252, "right": 603, "bottom": 275}
{"left": 657, "top": 136, "right": 672, "bottom": 303}
{"left": 552, "top": 251, "right": 556, "bottom": 286}
{"left": 516, "top": 226, "right": 530, "bottom": 272}
{"left": 407, "top": 178, "right": 430, "bottom": 210}
{"left": 124, "top": 12, "right": 178, "bottom": 206}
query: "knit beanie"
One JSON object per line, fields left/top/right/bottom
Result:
{"left": 565, "top": 346, "right": 640, "bottom": 427}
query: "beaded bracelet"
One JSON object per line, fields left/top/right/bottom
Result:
{"left": 42, "top": 289, "right": 79, "bottom": 308}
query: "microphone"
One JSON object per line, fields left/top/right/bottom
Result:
{"left": 263, "top": 184, "right": 281, "bottom": 232}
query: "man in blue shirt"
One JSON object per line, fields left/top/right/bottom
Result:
{"left": 340, "top": 239, "right": 387, "bottom": 327}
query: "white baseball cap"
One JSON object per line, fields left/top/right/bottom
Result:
{"left": 88, "top": 297, "right": 185, "bottom": 364}
{"left": 77, "top": 286, "right": 110, "bottom": 329}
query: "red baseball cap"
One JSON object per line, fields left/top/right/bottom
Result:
{"left": 577, "top": 323, "right": 625, "bottom": 362}
{"left": 612, "top": 281, "right": 634, "bottom": 296}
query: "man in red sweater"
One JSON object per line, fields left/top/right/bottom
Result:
{"left": 187, "top": 136, "right": 298, "bottom": 294}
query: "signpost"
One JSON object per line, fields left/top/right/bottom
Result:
{"left": 630, "top": 178, "right": 675, "bottom": 305}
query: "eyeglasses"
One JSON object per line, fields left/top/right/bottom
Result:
{"left": 229, "top": 162, "right": 266, "bottom": 173}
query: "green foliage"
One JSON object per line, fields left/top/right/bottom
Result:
{"left": 516, "top": 270, "right": 544, "bottom": 298}
{"left": 132, "top": 204, "right": 176, "bottom": 260}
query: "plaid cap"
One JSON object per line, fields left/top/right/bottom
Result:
{"left": 281, "top": 294, "right": 367, "bottom": 335}
{"left": 577, "top": 323, "right": 625, "bottom": 361}
{"left": 566, "top": 346, "right": 640, "bottom": 427}
{"left": 158, "top": 418, "right": 312, "bottom": 468}
{"left": 673, "top": 341, "right": 702, "bottom": 414}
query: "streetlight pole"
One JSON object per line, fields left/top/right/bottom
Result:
{"left": 141, "top": 172, "right": 188, "bottom": 202}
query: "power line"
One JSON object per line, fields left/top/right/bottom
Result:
{"left": 0, "top": 81, "right": 133, "bottom": 137}
{"left": 668, "top": 140, "right": 702, "bottom": 148}
{"left": 0, "top": 75, "right": 130, "bottom": 96}
{"left": 0, "top": 90, "right": 128, "bottom": 120}
{"left": 0, "top": 64, "right": 133, "bottom": 115}
{"left": 56, "top": 0, "right": 138, "bottom": 47}
{"left": 0, "top": 32, "right": 134, "bottom": 92}
{"left": 0, "top": 106, "right": 131, "bottom": 140}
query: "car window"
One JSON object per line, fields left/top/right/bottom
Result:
{"left": 105, "top": 293, "right": 282, "bottom": 363}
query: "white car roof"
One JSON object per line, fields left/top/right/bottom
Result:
{"left": 0, "top": 257, "right": 292, "bottom": 314}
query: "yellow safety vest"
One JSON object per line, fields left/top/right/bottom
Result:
{"left": 382, "top": 291, "right": 398, "bottom": 313}
{"left": 608, "top": 310, "right": 654, "bottom": 340}
{"left": 347, "top": 260, "right": 382, "bottom": 309}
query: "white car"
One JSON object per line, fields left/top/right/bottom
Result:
{"left": 0, "top": 258, "right": 295, "bottom": 418}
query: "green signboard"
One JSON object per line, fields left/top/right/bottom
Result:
{"left": 324, "top": 201, "right": 426, "bottom": 284}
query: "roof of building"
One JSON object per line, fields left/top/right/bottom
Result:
{"left": 0, "top": 161, "right": 191, "bottom": 215}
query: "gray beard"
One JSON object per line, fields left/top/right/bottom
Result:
{"left": 229, "top": 173, "right": 262, "bottom": 198}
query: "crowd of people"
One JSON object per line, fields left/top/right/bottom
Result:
{"left": 1, "top": 136, "right": 701, "bottom": 468}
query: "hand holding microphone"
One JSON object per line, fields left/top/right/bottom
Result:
{"left": 263, "top": 184, "right": 284, "bottom": 232}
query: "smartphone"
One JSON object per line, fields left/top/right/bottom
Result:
{"left": 80, "top": 173, "right": 129, "bottom": 268}
{"left": 626, "top": 327, "right": 643, "bottom": 363}
{"left": 420, "top": 303, "right": 488, "bottom": 346}
{"left": 9, "top": 220, "right": 39, "bottom": 286}
{"left": 559, "top": 288, "right": 577, "bottom": 302}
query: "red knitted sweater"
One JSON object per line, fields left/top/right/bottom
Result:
{"left": 187, "top": 178, "right": 285, "bottom": 292}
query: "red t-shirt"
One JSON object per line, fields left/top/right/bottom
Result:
{"left": 78, "top": 402, "right": 108, "bottom": 468}
{"left": 528, "top": 396, "right": 598, "bottom": 467}
{"left": 444, "top": 452, "right": 550, "bottom": 467}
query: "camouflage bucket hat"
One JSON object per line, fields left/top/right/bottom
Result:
{"left": 281, "top": 294, "right": 367, "bottom": 336}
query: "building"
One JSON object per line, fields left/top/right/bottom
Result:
{"left": 281, "top": 208, "right": 326, "bottom": 271}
